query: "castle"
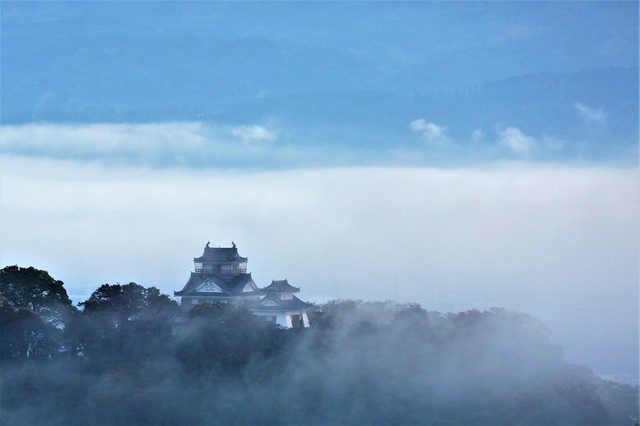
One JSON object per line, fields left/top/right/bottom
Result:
{"left": 174, "top": 242, "right": 312, "bottom": 328}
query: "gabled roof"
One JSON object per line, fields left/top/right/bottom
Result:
{"left": 262, "top": 279, "right": 300, "bottom": 293}
{"left": 194, "top": 244, "right": 248, "bottom": 263}
{"left": 226, "top": 274, "right": 261, "bottom": 295}
{"left": 174, "top": 272, "right": 257, "bottom": 296}
{"left": 247, "top": 293, "right": 312, "bottom": 312}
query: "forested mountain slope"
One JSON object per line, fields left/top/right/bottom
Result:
{"left": 1, "top": 266, "right": 637, "bottom": 425}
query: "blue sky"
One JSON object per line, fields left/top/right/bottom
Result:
{"left": 1, "top": 1, "right": 638, "bottom": 166}
{"left": 0, "top": 2, "right": 638, "bottom": 379}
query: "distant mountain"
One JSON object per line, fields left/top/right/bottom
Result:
{"left": 2, "top": 1, "right": 636, "bottom": 164}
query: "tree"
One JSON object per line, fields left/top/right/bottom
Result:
{"left": 72, "top": 283, "right": 179, "bottom": 361}
{"left": 0, "top": 298, "right": 58, "bottom": 360}
{"left": 79, "top": 282, "right": 178, "bottom": 326}
{"left": 175, "top": 303, "right": 271, "bottom": 375}
{"left": 0, "top": 266, "right": 73, "bottom": 325}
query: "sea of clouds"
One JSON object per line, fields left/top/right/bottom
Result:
{"left": 0, "top": 122, "right": 637, "bottom": 379}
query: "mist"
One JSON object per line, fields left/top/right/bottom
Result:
{"left": 1, "top": 293, "right": 637, "bottom": 425}
{"left": 0, "top": 156, "right": 637, "bottom": 380}
{"left": 2, "top": 3, "right": 637, "bottom": 422}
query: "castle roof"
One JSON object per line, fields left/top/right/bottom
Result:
{"left": 194, "top": 243, "right": 247, "bottom": 263}
{"left": 262, "top": 279, "right": 300, "bottom": 293}
{"left": 247, "top": 293, "right": 312, "bottom": 312}
{"left": 174, "top": 272, "right": 259, "bottom": 296}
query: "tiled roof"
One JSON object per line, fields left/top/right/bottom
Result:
{"left": 174, "top": 272, "right": 255, "bottom": 296}
{"left": 176, "top": 292, "right": 236, "bottom": 297}
{"left": 262, "top": 279, "right": 300, "bottom": 293}
{"left": 194, "top": 244, "right": 248, "bottom": 263}
{"left": 247, "top": 294, "right": 312, "bottom": 312}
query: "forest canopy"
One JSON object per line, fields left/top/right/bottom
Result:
{"left": 0, "top": 265, "right": 637, "bottom": 425}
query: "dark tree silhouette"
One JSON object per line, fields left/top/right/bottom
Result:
{"left": 71, "top": 282, "right": 179, "bottom": 363}
{"left": 0, "top": 265, "right": 73, "bottom": 324}
{"left": 0, "top": 298, "right": 58, "bottom": 360}
{"left": 79, "top": 282, "right": 179, "bottom": 324}
{"left": 175, "top": 302, "right": 276, "bottom": 376}
{"left": 0, "top": 269, "right": 637, "bottom": 426}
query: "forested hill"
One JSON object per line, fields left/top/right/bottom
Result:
{"left": 1, "top": 265, "right": 638, "bottom": 425}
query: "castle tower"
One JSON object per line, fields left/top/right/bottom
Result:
{"left": 174, "top": 242, "right": 312, "bottom": 328}
{"left": 174, "top": 242, "right": 261, "bottom": 310}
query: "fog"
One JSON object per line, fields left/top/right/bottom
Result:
{"left": 0, "top": 155, "right": 637, "bottom": 379}
{"left": 1, "top": 297, "right": 637, "bottom": 425}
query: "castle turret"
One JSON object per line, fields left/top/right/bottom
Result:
{"left": 193, "top": 241, "right": 248, "bottom": 277}
{"left": 174, "top": 242, "right": 259, "bottom": 310}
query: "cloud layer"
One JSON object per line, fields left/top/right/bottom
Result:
{"left": 0, "top": 122, "right": 286, "bottom": 168}
{"left": 1, "top": 156, "right": 637, "bottom": 377}
{"left": 3, "top": 120, "right": 634, "bottom": 169}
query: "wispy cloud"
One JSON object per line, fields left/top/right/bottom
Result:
{"left": 498, "top": 127, "right": 536, "bottom": 156}
{"left": 471, "top": 129, "right": 485, "bottom": 142}
{"left": 229, "top": 125, "right": 277, "bottom": 144}
{"left": 0, "top": 122, "right": 205, "bottom": 156}
{"left": 0, "top": 120, "right": 631, "bottom": 169}
{"left": 410, "top": 118, "right": 449, "bottom": 145}
{"left": 574, "top": 102, "right": 607, "bottom": 126}
{"left": 0, "top": 122, "right": 283, "bottom": 168}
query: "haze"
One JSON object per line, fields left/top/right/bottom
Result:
{"left": 1, "top": 1, "right": 638, "bottom": 382}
